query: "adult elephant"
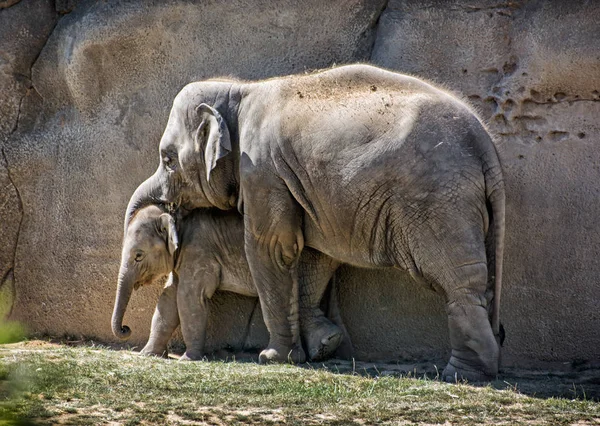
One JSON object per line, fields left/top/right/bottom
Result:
{"left": 124, "top": 64, "right": 505, "bottom": 382}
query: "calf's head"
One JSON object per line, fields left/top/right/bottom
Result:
{"left": 112, "top": 205, "right": 179, "bottom": 341}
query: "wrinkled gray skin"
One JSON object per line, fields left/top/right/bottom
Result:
{"left": 125, "top": 64, "right": 505, "bottom": 381}
{"left": 112, "top": 205, "right": 352, "bottom": 361}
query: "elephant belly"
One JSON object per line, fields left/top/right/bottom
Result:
{"left": 219, "top": 265, "right": 257, "bottom": 297}
{"left": 303, "top": 218, "right": 400, "bottom": 270}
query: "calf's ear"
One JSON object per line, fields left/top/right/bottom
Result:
{"left": 159, "top": 213, "right": 179, "bottom": 255}
{"left": 195, "top": 103, "right": 231, "bottom": 182}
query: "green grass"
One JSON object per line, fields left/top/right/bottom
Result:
{"left": 0, "top": 342, "right": 599, "bottom": 425}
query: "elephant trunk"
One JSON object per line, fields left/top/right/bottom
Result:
{"left": 116, "top": 171, "right": 165, "bottom": 341}
{"left": 124, "top": 171, "right": 165, "bottom": 233}
{"left": 112, "top": 267, "right": 134, "bottom": 341}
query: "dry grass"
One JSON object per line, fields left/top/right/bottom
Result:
{"left": 0, "top": 341, "right": 599, "bottom": 425}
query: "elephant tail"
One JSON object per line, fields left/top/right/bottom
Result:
{"left": 484, "top": 153, "right": 505, "bottom": 341}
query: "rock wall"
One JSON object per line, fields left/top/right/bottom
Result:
{"left": 369, "top": 0, "right": 600, "bottom": 366}
{"left": 1, "top": 0, "right": 599, "bottom": 368}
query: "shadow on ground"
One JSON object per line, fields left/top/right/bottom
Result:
{"left": 306, "top": 359, "right": 600, "bottom": 401}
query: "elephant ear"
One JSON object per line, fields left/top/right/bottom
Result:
{"left": 195, "top": 103, "right": 232, "bottom": 182}
{"left": 159, "top": 213, "right": 179, "bottom": 256}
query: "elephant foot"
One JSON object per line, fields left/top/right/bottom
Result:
{"left": 333, "top": 336, "right": 355, "bottom": 360}
{"left": 303, "top": 320, "right": 344, "bottom": 361}
{"left": 140, "top": 345, "right": 169, "bottom": 359}
{"left": 441, "top": 356, "right": 496, "bottom": 383}
{"left": 179, "top": 351, "right": 204, "bottom": 361}
{"left": 259, "top": 344, "right": 306, "bottom": 364}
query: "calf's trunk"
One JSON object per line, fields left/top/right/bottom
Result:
{"left": 112, "top": 268, "right": 134, "bottom": 340}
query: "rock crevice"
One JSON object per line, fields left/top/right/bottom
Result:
{"left": 0, "top": 0, "right": 60, "bottom": 319}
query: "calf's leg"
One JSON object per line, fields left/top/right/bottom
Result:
{"left": 141, "top": 274, "right": 179, "bottom": 357}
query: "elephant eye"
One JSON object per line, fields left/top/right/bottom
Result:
{"left": 163, "top": 154, "right": 177, "bottom": 172}
{"left": 134, "top": 252, "right": 145, "bottom": 263}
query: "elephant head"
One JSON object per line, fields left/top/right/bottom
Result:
{"left": 124, "top": 82, "right": 239, "bottom": 232}
{"left": 112, "top": 205, "right": 179, "bottom": 340}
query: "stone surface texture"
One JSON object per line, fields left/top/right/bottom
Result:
{"left": 1, "top": 0, "right": 598, "bottom": 367}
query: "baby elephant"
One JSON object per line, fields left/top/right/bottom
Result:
{"left": 111, "top": 205, "right": 351, "bottom": 361}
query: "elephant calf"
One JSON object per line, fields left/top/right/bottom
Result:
{"left": 112, "top": 205, "right": 351, "bottom": 361}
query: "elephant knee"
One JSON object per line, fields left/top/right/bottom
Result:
{"left": 444, "top": 263, "right": 488, "bottom": 302}
{"left": 273, "top": 231, "right": 304, "bottom": 270}
{"left": 446, "top": 291, "right": 487, "bottom": 313}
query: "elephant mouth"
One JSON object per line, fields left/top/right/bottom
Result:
{"left": 133, "top": 278, "right": 151, "bottom": 291}
{"left": 134, "top": 275, "right": 165, "bottom": 291}
{"left": 178, "top": 193, "right": 195, "bottom": 211}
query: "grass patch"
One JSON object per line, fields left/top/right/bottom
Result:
{"left": 0, "top": 342, "right": 599, "bottom": 425}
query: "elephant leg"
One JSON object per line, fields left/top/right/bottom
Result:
{"left": 177, "top": 264, "right": 218, "bottom": 361}
{"left": 427, "top": 259, "right": 498, "bottom": 381}
{"left": 298, "top": 248, "right": 343, "bottom": 361}
{"left": 141, "top": 274, "right": 179, "bottom": 357}
{"left": 324, "top": 276, "right": 355, "bottom": 360}
{"left": 409, "top": 215, "right": 499, "bottom": 382}
{"left": 242, "top": 176, "right": 306, "bottom": 364}
{"left": 441, "top": 263, "right": 499, "bottom": 382}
